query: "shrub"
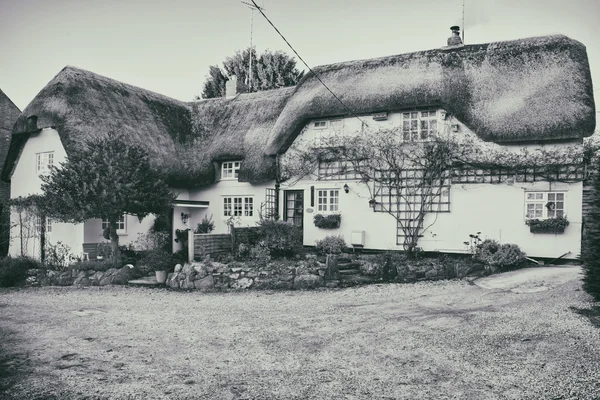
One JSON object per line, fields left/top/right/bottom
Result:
{"left": 315, "top": 235, "right": 347, "bottom": 255}
{"left": 475, "top": 240, "right": 526, "bottom": 270}
{"left": 96, "top": 242, "right": 113, "bottom": 260}
{"left": 249, "top": 242, "right": 271, "bottom": 264}
{"left": 257, "top": 219, "right": 303, "bottom": 258}
{"left": 0, "top": 256, "right": 42, "bottom": 287}
{"left": 69, "top": 259, "right": 123, "bottom": 272}
{"left": 45, "top": 241, "right": 76, "bottom": 270}
{"left": 195, "top": 214, "right": 215, "bottom": 234}
{"left": 313, "top": 214, "right": 341, "bottom": 229}
{"left": 139, "top": 248, "right": 175, "bottom": 272}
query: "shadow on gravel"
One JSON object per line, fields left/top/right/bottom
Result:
{"left": 0, "top": 324, "right": 32, "bottom": 397}
{"left": 570, "top": 306, "right": 600, "bottom": 328}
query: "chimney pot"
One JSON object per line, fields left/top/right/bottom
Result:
{"left": 225, "top": 75, "right": 237, "bottom": 98}
{"left": 447, "top": 26, "right": 463, "bottom": 46}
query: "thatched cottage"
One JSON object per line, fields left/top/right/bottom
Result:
{"left": 1, "top": 31, "right": 596, "bottom": 260}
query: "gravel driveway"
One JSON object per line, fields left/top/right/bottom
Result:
{"left": 1, "top": 270, "right": 599, "bottom": 399}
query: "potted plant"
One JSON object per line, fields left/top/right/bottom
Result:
{"left": 140, "top": 248, "right": 173, "bottom": 283}
{"left": 526, "top": 216, "right": 569, "bottom": 234}
{"left": 195, "top": 214, "right": 215, "bottom": 234}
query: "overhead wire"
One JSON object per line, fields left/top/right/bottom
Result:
{"left": 249, "top": 0, "right": 369, "bottom": 127}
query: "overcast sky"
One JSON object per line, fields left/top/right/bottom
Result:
{"left": 1, "top": 0, "right": 598, "bottom": 111}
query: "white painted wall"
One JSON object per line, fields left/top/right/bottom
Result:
{"left": 284, "top": 110, "right": 584, "bottom": 259}
{"left": 9, "top": 127, "right": 156, "bottom": 260}
{"left": 182, "top": 179, "right": 275, "bottom": 235}
{"left": 9, "top": 128, "right": 84, "bottom": 259}
{"left": 83, "top": 215, "right": 156, "bottom": 248}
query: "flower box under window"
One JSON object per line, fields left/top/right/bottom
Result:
{"left": 526, "top": 217, "right": 569, "bottom": 234}
{"left": 313, "top": 214, "right": 341, "bottom": 229}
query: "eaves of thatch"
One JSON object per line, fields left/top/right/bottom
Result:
{"left": 1, "top": 34, "right": 595, "bottom": 188}
{"left": 266, "top": 34, "right": 595, "bottom": 155}
{"left": 1, "top": 66, "right": 191, "bottom": 184}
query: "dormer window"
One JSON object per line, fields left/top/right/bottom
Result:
{"left": 221, "top": 161, "right": 241, "bottom": 180}
{"left": 313, "top": 121, "right": 327, "bottom": 129}
{"left": 36, "top": 152, "right": 54, "bottom": 174}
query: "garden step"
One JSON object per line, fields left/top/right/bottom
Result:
{"left": 128, "top": 277, "right": 166, "bottom": 287}
{"left": 337, "top": 262, "right": 361, "bottom": 270}
{"left": 338, "top": 269, "right": 361, "bottom": 275}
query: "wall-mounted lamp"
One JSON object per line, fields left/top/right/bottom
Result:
{"left": 343, "top": 183, "right": 350, "bottom": 193}
{"left": 439, "top": 110, "right": 447, "bottom": 120}
{"left": 180, "top": 212, "right": 190, "bottom": 225}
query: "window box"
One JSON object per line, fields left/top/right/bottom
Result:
{"left": 526, "top": 217, "right": 569, "bottom": 234}
{"left": 314, "top": 213, "right": 341, "bottom": 229}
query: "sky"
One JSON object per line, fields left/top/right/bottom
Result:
{"left": 0, "top": 0, "right": 598, "bottom": 112}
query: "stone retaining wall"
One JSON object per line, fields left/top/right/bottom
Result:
{"left": 25, "top": 266, "right": 133, "bottom": 287}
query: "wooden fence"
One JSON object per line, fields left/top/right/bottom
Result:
{"left": 188, "top": 226, "right": 263, "bottom": 261}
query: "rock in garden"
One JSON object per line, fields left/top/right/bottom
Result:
{"left": 252, "top": 278, "right": 274, "bottom": 290}
{"left": 230, "top": 277, "right": 253, "bottom": 290}
{"left": 110, "top": 267, "right": 132, "bottom": 285}
{"left": 194, "top": 275, "right": 214, "bottom": 290}
{"left": 174, "top": 264, "right": 183, "bottom": 273}
{"left": 293, "top": 274, "right": 324, "bottom": 289}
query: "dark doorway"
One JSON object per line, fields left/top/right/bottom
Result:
{"left": 284, "top": 190, "right": 304, "bottom": 228}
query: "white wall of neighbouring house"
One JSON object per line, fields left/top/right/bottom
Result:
{"left": 83, "top": 215, "right": 156, "bottom": 249}
{"left": 9, "top": 128, "right": 84, "bottom": 259}
{"left": 183, "top": 179, "right": 276, "bottom": 235}
{"left": 284, "top": 111, "right": 585, "bottom": 259}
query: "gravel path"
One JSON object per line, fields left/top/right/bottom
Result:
{"left": 1, "top": 275, "right": 599, "bottom": 399}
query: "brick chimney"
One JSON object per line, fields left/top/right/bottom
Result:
{"left": 447, "top": 26, "right": 463, "bottom": 46}
{"left": 225, "top": 75, "right": 237, "bottom": 98}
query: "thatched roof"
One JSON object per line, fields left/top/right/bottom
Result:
{"left": 0, "top": 89, "right": 21, "bottom": 182}
{"left": 267, "top": 34, "right": 595, "bottom": 154}
{"left": 2, "top": 34, "right": 595, "bottom": 187}
{"left": 1, "top": 66, "right": 191, "bottom": 183}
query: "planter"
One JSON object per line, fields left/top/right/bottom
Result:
{"left": 529, "top": 225, "right": 565, "bottom": 234}
{"left": 155, "top": 270, "right": 167, "bottom": 283}
{"left": 314, "top": 214, "right": 341, "bottom": 229}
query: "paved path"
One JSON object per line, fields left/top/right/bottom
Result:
{"left": 474, "top": 266, "right": 583, "bottom": 293}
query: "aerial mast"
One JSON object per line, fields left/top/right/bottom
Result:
{"left": 241, "top": 1, "right": 265, "bottom": 93}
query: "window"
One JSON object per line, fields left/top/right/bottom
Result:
{"left": 317, "top": 189, "right": 339, "bottom": 213}
{"left": 402, "top": 110, "right": 437, "bottom": 141}
{"left": 221, "top": 161, "right": 241, "bottom": 180}
{"left": 35, "top": 217, "right": 53, "bottom": 234}
{"left": 525, "top": 192, "right": 565, "bottom": 219}
{"left": 313, "top": 121, "right": 327, "bottom": 129}
{"left": 223, "top": 197, "right": 253, "bottom": 217}
{"left": 101, "top": 215, "right": 126, "bottom": 232}
{"left": 36, "top": 152, "right": 54, "bottom": 174}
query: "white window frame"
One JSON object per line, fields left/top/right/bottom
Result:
{"left": 35, "top": 217, "right": 53, "bottom": 234}
{"left": 525, "top": 191, "right": 566, "bottom": 220}
{"left": 221, "top": 161, "right": 241, "bottom": 180}
{"left": 223, "top": 196, "right": 254, "bottom": 217}
{"left": 401, "top": 110, "right": 437, "bottom": 142}
{"left": 36, "top": 151, "right": 54, "bottom": 174}
{"left": 313, "top": 121, "right": 327, "bottom": 129}
{"left": 101, "top": 215, "right": 127, "bottom": 234}
{"left": 317, "top": 189, "right": 340, "bottom": 213}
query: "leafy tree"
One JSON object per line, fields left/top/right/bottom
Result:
{"left": 582, "top": 157, "right": 600, "bottom": 300}
{"left": 197, "top": 47, "right": 304, "bottom": 99}
{"left": 38, "top": 133, "right": 176, "bottom": 261}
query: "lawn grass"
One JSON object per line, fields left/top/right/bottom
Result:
{"left": 0, "top": 279, "right": 599, "bottom": 399}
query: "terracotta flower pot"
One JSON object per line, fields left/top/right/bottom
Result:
{"left": 155, "top": 270, "right": 167, "bottom": 284}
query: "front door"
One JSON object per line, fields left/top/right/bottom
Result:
{"left": 284, "top": 190, "right": 304, "bottom": 228}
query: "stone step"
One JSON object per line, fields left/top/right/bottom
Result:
{"left": 339, "top": 275, "right": 377, "bottom": 284}
{"left": 338, "top": 262, "right": 361, "bottom": 270}
{"left": 128, "top": 277, "right": 166, "bottom": 287}
{"left": 338, "top": 268, "right": 361, "bottom": 275}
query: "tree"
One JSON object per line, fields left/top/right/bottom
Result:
{"left": 197, "top": 47, "right": 304, "bottom": 99}
{"left": 582, "top": 157, "right": 600, "bottom": 300}
{"left": 38, "top": 133, "right": 176, "bottom": 261}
